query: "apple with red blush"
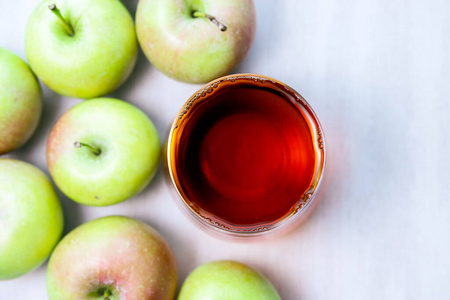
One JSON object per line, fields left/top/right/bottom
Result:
{"left": 46, "top": 216, "right": 177, "bottom": 299}
{"left": 46, "top": 98, "right": 161, "bottom": 206}
{"left": 0, "top": 48, "right": 41, "bottom": 154}
{"left": 136, "top": 0, "right": 256, "bottom": 83}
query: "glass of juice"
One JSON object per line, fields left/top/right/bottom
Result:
{"left": 166, "top": 74, "right": 326, "bottom": 238}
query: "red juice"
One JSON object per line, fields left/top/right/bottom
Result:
{"left": 168, "top": 75, "right": 324, "bottom": 233}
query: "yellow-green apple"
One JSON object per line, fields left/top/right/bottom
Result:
{"left": 0, "top": 159, "right": 63, "bottom": 280}
{"left": 136, "top": 0, "right": 256, "bottom": 83}
{"left": 47, "top": 216, "right": 177, "bottom": 300}
{"left": 178, "top": 260, "right": 281, "bottom": 300}
{"left": 25, "top": 0, "right": 138, "bottom": 99}
{"left": 47, "top": 98, "right": 161, "bottom": 206}
{"left": 0, "top": 48, "right": 41, "bottom": 154}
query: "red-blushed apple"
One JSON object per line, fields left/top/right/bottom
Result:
{"left": 46, "top": 216, "right": 177, "bottom": 300}
{"left": 47, "top": 97, "right": 161, "bottom": 206}
{"left": 136, "top": 0, "right": 256, "bottom": 83}
{"left": 0, "top": 48, "right": 41, "bottom": 154}
{"left": 178, "top": 260, "right": 281, "bottom": 300}
{"left": 0, "top": 159, "right": 63, "bottom": 280}
{"left": 25, "top": 0, "right": 138, "bottom": 99}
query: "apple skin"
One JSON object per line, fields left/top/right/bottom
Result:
{"left": 136, "top": 0, "right": 256, "bottom": 83}
{"left": 0, "top": 48, "right": 41, "bottom": 154}
{"left": 47, "top": 98, "right": 161, "bottom": 206}
{"left": 178, "top": 260, "right": 281, "bottom": 300}
{"left": 25, "top": 0, "right": 138, "bottom": 99}
{"left": 47, "top": 216, "right": 178, "bottom": 300}
{"left": 0, "top": 159, "right": 63, "bottom": 280}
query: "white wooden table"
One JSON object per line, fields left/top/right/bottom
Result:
{"left": 1, "top": 0, "right": 449, "bottom": 299}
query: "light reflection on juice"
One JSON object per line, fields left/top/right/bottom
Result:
{"left": 167, "top": 74, "right": 326, "bottom": 238}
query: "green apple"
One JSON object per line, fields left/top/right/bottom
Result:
{"left": 0, "top": 159, "right": 63, "bottom": 280}
{"left": 47, "top": 97, "right": 161, "bottom": 206}
{"left": 136, "top": 0, "right": 256, "bottom": 83}
{"left": 178, "top": 260, "right": 281, "bottom": 300}
{"left": 0, "top": 48, "right": 41, "bottom": 154}
{"left": 25, "top": 0, "right": 138, "bottom": 99}
{"left": 47, "top": 216, "right": 177, "bottom": 300}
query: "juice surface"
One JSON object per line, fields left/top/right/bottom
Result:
{"left": 175, "top": 84, "right": 316, "bottom": 226}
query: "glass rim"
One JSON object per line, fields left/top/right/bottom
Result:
{"left": 166, "top": 73, "right": 327, "bottom": 237}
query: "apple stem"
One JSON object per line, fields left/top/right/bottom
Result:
{"left": 104, "top": 289, "right": 111, "bottom": 300}
{"left": 74, "top": 141, "right": 101, "bottom": 156}
{"left": 48, "top": 4, "right": 74, "bottom": 36}
{"left": 192, "top": 11, "right": 227, "bottom": 32}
